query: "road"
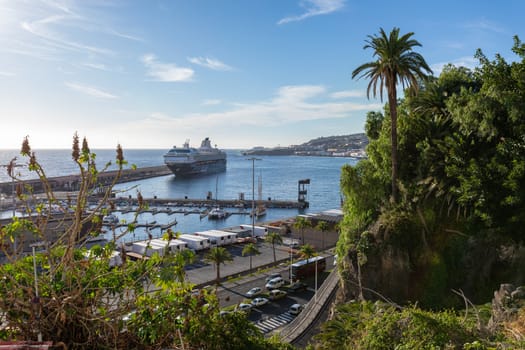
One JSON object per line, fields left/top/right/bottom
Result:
{"left": 184, "top": 242, "right": 335, "bottom": 328}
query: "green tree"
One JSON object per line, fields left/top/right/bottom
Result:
{"left": 352, "top": 27, "right": 432, "bottom": 203}
{"left": 265, "top": 231, "right": 283, "bottom": 263}
{"left": 315, "top": 220, "right": 330, "bottom": 250}
{"left": 365, "top": 110, "right": 385, "bottom": 140}
{"left": 298, "top": 243, "right": 316, "bottom": 263}
{"left": 242, "top": 242, "right": 261, "bottom": 271}
{"left": 0, "top": 134, "right": 147, "bottom": 347}
{"left": 204, "top": 247, "right": 234, "bottom": 285}
{"left": 293, "top": 216, "right": 311, "bottom": 245}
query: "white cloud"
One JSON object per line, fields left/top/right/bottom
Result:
{"left": 20, "top": 14, "right": 114, "bottom": 56}
{"left": 203, "top": 99, "right": 222, "bottom": 105}
{"left": 142, "top": 54, "right": 194, "bottom": 82}
{"left": 65, "top": 82, "right": 118, "bottom": 99}
{"left": 278, "top": 0, "right": 345, "bottom": 25}
{"left": 431, "top": 56, "right": 479, "bottom": 75}
{"left": 109, "top": 29, "right": 143, "bottom": 42}
{"left": 82, "top": 62, "right": 108, "bottom": 71}
{"left": 132, "top": 84, "right": 379, "bottom": 132}
{"left": 188, "top": 56, "right": 233, "bottom": 71}
{"left": 331, "top": 90, "right": 365, "bottom": 99}
{"left": 464, "top": 18, "right": 505, "bottom": 34}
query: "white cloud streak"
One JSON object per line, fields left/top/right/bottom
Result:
{"left": 65, "top": 82, "right": 118, "bottom": 99}
{"left": 82, "top": 62, "right": 108, "bottom": 71}
{"left": 203, "top": 99, "right": 222, "bottom": 105}
{"left": 331, "top": 90, "right": 365, "bottom": 99}
{"left": 464, "top": 18, "right": 506, "bottom": 34}
{"left": 21, "top": 20, "right": 114, "bottom": 56}
{"left": 278, "top": 0, "right": 345, "bottom": 25}
{"left": 188, "top": 56, "right": 233, "bottom": 71}
{"left": 134, "top": 84, "right": 379, "bottom": 131}
{"left": 431, "top": 56, "right": 479, "bottom": 75}
{"left": 142, "top": 54, "right": 194, "bottom": 82}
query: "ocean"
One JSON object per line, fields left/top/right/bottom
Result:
{"left": 0, "top": 149, "right": 356, "bottom": 240}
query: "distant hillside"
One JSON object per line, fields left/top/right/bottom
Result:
{"left": 294, "top": 133, "right": 368, "bottom": 151}
{"left": 242, "top": 133, "right": 368, "bottom": 157}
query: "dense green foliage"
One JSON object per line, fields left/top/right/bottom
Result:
{"left": 326, "top": 36, "right": 525, "bottom": 349}
{"left": 315, "top": 301, "right": 480, "bottom": 349}
{"left": 339, "top": 36, "right": 525, "bottom": 304}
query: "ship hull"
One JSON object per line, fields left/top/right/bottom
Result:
{"left": 165, "top": 158, "right": 226, "bottom": 177}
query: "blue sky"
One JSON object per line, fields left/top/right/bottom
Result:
{"left": 0, "top": 0, "right": 523, "bottom": 149}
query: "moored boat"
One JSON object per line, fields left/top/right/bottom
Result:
{"left": 163, "top": 138, "right": 227, "bottom": 177}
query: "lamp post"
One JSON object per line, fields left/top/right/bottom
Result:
{"left": 315, "top": 256, "right": 318, "bottom": 302}
{"left": 31, "top": 241, "right": 45, "bottom": 342}
{"left": 289, "top": 244, "right": 293, "bottom": 283}
{"left": 246, "top": 157, "right": 261, "bottom": 238}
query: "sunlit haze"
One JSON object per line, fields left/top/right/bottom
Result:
{"left": 0, "top": 0, "right": 523, "bottom": 149}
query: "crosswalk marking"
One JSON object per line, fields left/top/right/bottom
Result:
{"left": 254, "top": 312, "right": 296, "bottom": 334}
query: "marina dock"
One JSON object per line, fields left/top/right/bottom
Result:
{"left": 114, "top": 197, "right": 308, "bottom": 209}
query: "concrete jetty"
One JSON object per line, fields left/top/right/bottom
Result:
{"left": 0, "top": 165, "right": 172, "bottom": 195}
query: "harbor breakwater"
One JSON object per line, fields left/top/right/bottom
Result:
{"left": 0, "top": 165, "right": 172, "bottom": 195}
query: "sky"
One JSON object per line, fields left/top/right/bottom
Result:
{"left": 0, "top": 0, "right": 523, "bottom": 150}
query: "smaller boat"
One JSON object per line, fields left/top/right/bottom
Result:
{"left": 250, "top": 206, "right": 266, "bottom": 218}
{"left": 208, "top": 207, "right": 227, "bottom": 220}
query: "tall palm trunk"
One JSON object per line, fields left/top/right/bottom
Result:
{"left": 387, "top": 74, "right": 399, "bottom": 203}
{"left": 272, "top": 242, "right": 276, "bottom": 262}
{"left": 216, "top": 263, "right": 220, "bottom": 285}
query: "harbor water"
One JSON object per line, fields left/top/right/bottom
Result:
{"left": 0, "top": 149, "right": 357, "bottom": 240}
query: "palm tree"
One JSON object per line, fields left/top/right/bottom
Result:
{"left": 158, "top": 249, "right": 196, "bottom": 286}
{"left": 293, "top": 216, "right": 311, "bottom": 245}
{"left": 352, "top": 27, "right": 432, "bottom": 202}
{"left": 242, "top": 242, "right": 260, "bottom": 272}
{"left": 315, "top": 221, "right": 330, "bottom": 250}
{"left": 298, "top": 243, "right": 316, "bottom": 263}
{"left": 298, "top": 243, "right": 319, "bottom": 298}
{"left": 265, "top": 232, "right": 283, "bottom": 263}
{"left": 204, "top": 247, "right": 233, "bottom": 285}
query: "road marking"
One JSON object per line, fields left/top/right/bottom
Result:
{"left": 254, "top": 312, "right": 295, "bottom": 334}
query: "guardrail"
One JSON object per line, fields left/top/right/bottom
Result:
{"left": 275, "top": 267, "right": 339, "bottom": 343}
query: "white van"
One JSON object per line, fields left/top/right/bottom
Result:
{"left": 265, "top": 276, "right": 285, "bottom": 290}
{"left": 289, "top": 303, "right": 304, "bottom": 315}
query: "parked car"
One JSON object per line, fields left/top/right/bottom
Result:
{"left": 265, "top": 276, "right": 285, "bottom": 290}
{"left": 251, "top": 297, "right": 269, "bottom": 307}
{"left": 237, "top": 303, "right": 253, "bottom": 313}
{"left": 287, "top": 281, "right": 308, "bottom": 293}
{"left": 268, "top": 289, "right": 287, "bottom": 301}
{"left": 289, "top": 303, "right": 304, "bottom": 315}
{"left": 265, "top": 272, "right": 282, "bottom": 282}
{"left": 246, "top": 287, "right": 262, "bottom": 298}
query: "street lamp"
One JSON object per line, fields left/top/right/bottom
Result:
{"left": 246, "top": 157, "right": 261, "bottom": 238}
{"left": 31, "top": 241, "right": 45, "bottom": 342}
{"left": 315, "top": 256, "right": 318, "bottom": 302}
